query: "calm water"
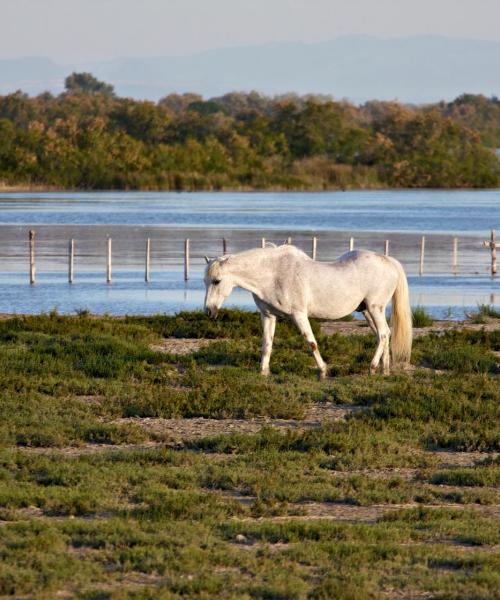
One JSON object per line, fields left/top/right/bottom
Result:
{"left": 0, "top": 190, "right": 498, "bottom": 317}
{"left": 0, "top": 189, "right": 499, "bottom": 233}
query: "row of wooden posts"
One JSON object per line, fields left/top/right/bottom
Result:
{"left": 27, "top": 229, "right": 498, "bottom": 285}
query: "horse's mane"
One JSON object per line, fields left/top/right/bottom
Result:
{"left": 212, "top": 244, "right": 309, "bottom": 269}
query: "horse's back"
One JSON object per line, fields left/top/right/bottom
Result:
{"left": 342, "top": 250, "right": 402, "bottom": 304}
{"left": 303, "top": 249, "right": 401, "bottom": 318}
{"left": 335, "top": 249, "right": 384, "bottom": 265}
{"left": 277, "top": 246, "right": 400, "bottom": 287}
{"left": 340, "top": 249, "right": 400, "bottom": 286}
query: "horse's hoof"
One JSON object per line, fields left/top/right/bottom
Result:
{"left": 260, "top": 369, "right": 270, "bottom": 377}
{"left": 318, "top": 368, "right": 329, "bottom": 380}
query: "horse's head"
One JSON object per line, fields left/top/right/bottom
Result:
{"left": 203, "top": 256, "right": 235, "bottom": 319}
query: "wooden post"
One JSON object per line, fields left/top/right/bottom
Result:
{"left": 419, "top": 236, "right": 425, "bottom": 276}
{"left": 384, "top": 240, "right": 389, "bottom": 256}
{"left": 261, "top": 237, "right": 266, "bottom": 249}
{"left": 349, "top": 237, "right": 354, "bottom": 251}
{"left": 184, "top": 238, "right": 190, "bottom": 281}
{"left": 29, "top": 230, "right": 35, "bottom": 285}
{"left": 222, "top": 238, "right": 228, "bottom": 255}
{"left": 287, "top": 236, "right": 292, "bottom": 245}
{"left": 106, "top": 237, "right": 112, "bottom": 284}
{"left": 312, "top": 236, "right": 317, "bottom": 260}
{"left": 68, "top": 239, "right": 74, "bottom": 284}
{"left": 483, "top": 229, "right": 498, "bottom": 276}
{"left": 452, "top": 237, "right": 458, "bottom": 275}
{"left": 145, "top": 238, "right": 151, "bottom": 282}
{"left": 492, "top": 230, "right": 497, "bottom": 276}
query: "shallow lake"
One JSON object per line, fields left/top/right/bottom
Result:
{"left": 0, "top": 190, "right": 498, "bottom": 317}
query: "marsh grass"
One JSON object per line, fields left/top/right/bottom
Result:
{"left": 413, "top": 329, "right": 500, "bottom": 375}
{"left": 467, "top": 304, "right": 500, "bottom": 323}
{"left": 429, "top": 459, "right": 500, "bottom": 487}
{"left": 0, "top": 312, "right": 498, "bottom": 597}
{"left": 412, "top": 305, "right": 434, "bottom": 327}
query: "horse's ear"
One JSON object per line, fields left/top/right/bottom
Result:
{"left": 204, "top": 256, "right": 210, "bottom": 264}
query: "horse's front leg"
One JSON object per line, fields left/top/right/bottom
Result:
{"left": 292, "top": 312, "right": 328, "bottom": 379}
{"left": 260, "top": 313, "right": 276, "bottom": 376}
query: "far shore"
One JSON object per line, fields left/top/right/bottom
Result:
{"left": 0, "top": 184, "right": 71, "bottom": 193}
{"left": 1, "top": 183, "right": 499, "bottom": 194}
{"left": 0, "top": 183, "right": 394, "bottom": 193}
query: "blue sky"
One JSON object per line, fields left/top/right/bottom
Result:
{"left": 2, "top": 0, "right": 499, "bottom": 62}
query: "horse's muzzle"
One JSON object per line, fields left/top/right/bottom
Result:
{"left": 205, "top": 306, "right": 218, "bottom": 320}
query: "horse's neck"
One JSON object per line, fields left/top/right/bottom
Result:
{"left": 229, "top": 252, "right": 269, "bottom": 296}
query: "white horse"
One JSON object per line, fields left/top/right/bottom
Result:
{"left": 203, "top": 245, "right": 412, "bottom": 377}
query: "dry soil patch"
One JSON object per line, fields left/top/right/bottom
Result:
{"left": 236, "top": 501, "right": 500, "bottom": 523}
{"left": 112, "top": 403, "right": 359, "bottom": 442}
{"left": 431, "top": 450, "right": 499, "bottom": 468}
{"left": 320, "top": 318, "right": 500, "bottom": 338}
{"left": 150, "top": 338, "right": 215, "bottom": 355}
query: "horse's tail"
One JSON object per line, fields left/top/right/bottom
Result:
{"left": 388, "top": 257, "right": 412, "bottom": 365}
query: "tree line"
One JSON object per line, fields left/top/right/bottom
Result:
{"left": 0, "top": 72, "right": 499, "bottom": 190}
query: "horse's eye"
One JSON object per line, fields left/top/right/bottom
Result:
{"left": 213, "top": 279, "right": 221, "bottom": 286}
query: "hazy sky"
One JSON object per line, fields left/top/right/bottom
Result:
{"left": 2, "top": 0, "right": 499, "bottom": 62}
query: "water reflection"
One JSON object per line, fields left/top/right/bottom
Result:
{"left": 0, "top": 269, "right": 496, "bottom": 320}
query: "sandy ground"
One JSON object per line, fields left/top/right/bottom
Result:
{"left": 111, "top": 403, "right": 360, "bottom": 441}
{"left": 150, "top": 338, "right": 216, "bottom": 355}
{"left": 232, "top": 500, "right": 500, "bottom": 523}
{"left": 320, "top": 318, "right": 500, "bottom": 337}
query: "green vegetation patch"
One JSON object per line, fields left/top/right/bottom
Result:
{"left": 412, "top": 305, "right": 434, "bottom": 327}
{"left": 0, "top": 312, "right": 498, "bottom": 597}
{"left": 0, "top": 504, "right": 498, "bottom": 598}
{"left": 468, "top": 304, "right": 500, "bottom": 324}
{"left": 414, "top": 329, "right": 500, "bottom": 375}
{"left": 429, "top": 458, "right": 500, "bottom": 487}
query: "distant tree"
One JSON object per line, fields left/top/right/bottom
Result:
{"left": 110, "top": 100, "right": 169, "bottom": 143}
{"left": 0, "top": 91, "right": 37, "bottom": 126}
{"left": 64, "top": 72, "right": 115, "bottom": 97}
{"left": 158, "top": 93, "right": 202, "bottom": 113}
{"left": 187, "top": 100, "right": 225, "bottom": 116}
{"left": 209, "top": 92, "right": 273, "bottom": 116}
{"left": 274, "top": 100, "right": 367, "bottom": 162}
{"left": 436, "top": 94, "right": 500, "bottom": 148}
{"left": 0, "top": 119, "right": 16, "bottom": 173}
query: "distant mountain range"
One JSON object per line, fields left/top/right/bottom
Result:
{"left": 1, "top": 35, "right": 500, "bottom": 103}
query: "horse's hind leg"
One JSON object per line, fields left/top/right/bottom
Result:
{"left": 367, "top": 304, "right": 391, "bottom": 375}
{"left": 381, "top": 320, "right": 391, "bottom": 375}
{"left": 260, "top": 313, "right": 276, "bottom": 376}
{"left": 292, "top": 312, "right": 328, "bottom": 379}
{"left": 364, "top": 309, "right": 390, "bottom": 372}
{"left": 363, "top": 310, "right": 376, "bottom": 334}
